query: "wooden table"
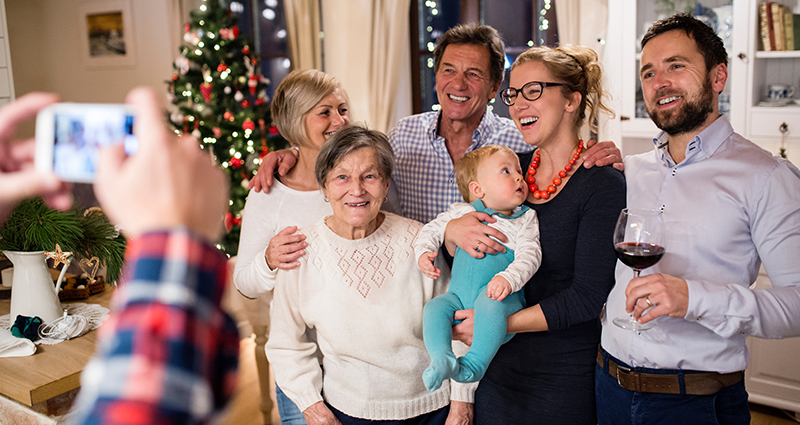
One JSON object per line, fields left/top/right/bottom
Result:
{"left": 0, "top": 287, "right": 113, "bottom": 406}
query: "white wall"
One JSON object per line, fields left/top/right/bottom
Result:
{"left": 6, "top": 0, "right": 176, "bottom": 136}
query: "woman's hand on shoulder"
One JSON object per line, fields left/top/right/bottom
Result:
{"left": 265, "top": 225, "right": 308, "bottom": 270}
{"left": 303, "top": 402, "right": 342, "bottom": 425}
{"left": 444, "top": 212, "right": 507, "bottom": 258}
{"left": 582, "top": 139, "right": 624, "bottom": 171}
{"left": 248, "top": 147, "right": 299, "bottom": 193}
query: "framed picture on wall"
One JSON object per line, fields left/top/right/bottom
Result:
{"left": 79, "top": 0, "right": 136, "bottom": 68}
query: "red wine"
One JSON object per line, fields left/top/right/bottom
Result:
{"left": 615, "top": 242, "right": 665, "bottom": 270}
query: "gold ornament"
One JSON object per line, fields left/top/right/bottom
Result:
{"left": 79, "top": 256, "right": 100, "bottom": 284}
{"left": 45, "top": 243, "right": 72, "bottom": 268}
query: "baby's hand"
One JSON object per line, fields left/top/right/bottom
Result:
{"left": 487, "top": 276, "right": 512, "bottom": 301}
{"left": 418, "top": 251, "right": 441, "bottom": 279}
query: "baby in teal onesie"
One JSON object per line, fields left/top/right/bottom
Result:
{"left": 415, "top": 145, "right": 542, "bottom": 392}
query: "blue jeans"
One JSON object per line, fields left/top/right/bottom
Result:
{"left": 276, "top": 384, "right": 307, "bottom": 425}
{"left": 595, "top": 350, "right": 750, "bottom": 425}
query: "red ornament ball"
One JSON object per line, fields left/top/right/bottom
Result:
{"left": 241, "top": 99, "right": 250, "bottom": 108}
{"left": 242, "top": 119, "right": 256, "bottom": 131}
{"left": 268, "top": 126, "right": 279, "bottom": 136}
{"left": 224, "top": 111, "right": 234, "bottom": 121}
{"left": 242, "top": 45, "right": 250, "bottom": 55}
{"left": 255, "top": 98, "right": 265, "bottom": 106}
{"left": 217, "top": 64, "right": 228, "bottom": 72}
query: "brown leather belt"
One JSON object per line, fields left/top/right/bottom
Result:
{"left": 596, "top": 349, "right": 743, "bottom": 395}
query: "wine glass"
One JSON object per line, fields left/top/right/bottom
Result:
{"left": 612, "top": 208, "right": 665, "bottom": 332}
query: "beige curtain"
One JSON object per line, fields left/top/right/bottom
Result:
{"left": 554, "top": 0, "right": 608, "bottom": 60}
{"left": 554, "top": 0, "right": 611, "bottom": 140}
{"left": 367, "top": 0, "right": 411, "bottom": 132}
{"left": 285, "top": 0, "right": 323, "bottom": 71}
{"left": 320, "top": 0, "right": 410, "bottom": 133}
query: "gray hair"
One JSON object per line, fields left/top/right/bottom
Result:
{"left": 315, "top": 125, "right": 394, "bottom": 189}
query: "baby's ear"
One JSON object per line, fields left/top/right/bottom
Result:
{"left": 469, "top": 181, "right": 484, "bottom": 200}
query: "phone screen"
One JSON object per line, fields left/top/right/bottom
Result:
{"left": 52, "top": 107, "right": 138, "bottom": 182}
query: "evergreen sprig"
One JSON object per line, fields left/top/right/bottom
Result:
{"left": 75, "top": 210, "right": 127, "bottom": 284}
{"left": 0, "top": 198, "right": 82, "bottom": 253}
{"left": 0, "top": 199, "right": 127, "bottom": 284}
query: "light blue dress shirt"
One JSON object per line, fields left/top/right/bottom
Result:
{"left": 602, "top": 115, "right": 800, "bottom": 373}
{"left": 386, "top": 107, "right": 533, "bottom": 223}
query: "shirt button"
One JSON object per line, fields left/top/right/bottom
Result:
{"left": 696, "top": 316, "right": 702, "bottom": 321}
{"left": 672, "top": 169, "right": 677, "bottom": 176}
{"left": 449, "top": 179, "right": 453, "bottom": 183}
{"left": 659, "top": 205, "right": 665, "bottom": 213}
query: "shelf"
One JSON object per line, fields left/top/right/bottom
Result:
{"left": 755, "top": 51, "right": 800, "bottom": 59}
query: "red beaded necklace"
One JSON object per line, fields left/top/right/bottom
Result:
{"left": 526, "top": 140, "right": 584, "bottom": 199}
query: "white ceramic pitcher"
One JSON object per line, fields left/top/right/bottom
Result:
{"left": 3, "top": 251, "right": 67, "bottom": 324}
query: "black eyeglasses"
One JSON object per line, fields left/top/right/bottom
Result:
{"left": 500, "top": 81, "right": 565, "bottom": 106}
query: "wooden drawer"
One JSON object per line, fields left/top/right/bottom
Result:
{"left": 749, "top": 108, "right": 800, "bottom": 138}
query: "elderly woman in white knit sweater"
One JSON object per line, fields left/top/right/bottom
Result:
{"left": 266, "top": 125, "right": 468, "bottom": 425}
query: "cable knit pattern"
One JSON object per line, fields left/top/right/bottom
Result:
{"left": 267, "top": 213, "right": 452, "bottom": 420}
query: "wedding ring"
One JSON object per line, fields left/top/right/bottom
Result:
{"left": 476, "top": 241, "right": 482, "bottom": 251}
{"left": 645, "top": 296, "right": 653, "bottom": 308}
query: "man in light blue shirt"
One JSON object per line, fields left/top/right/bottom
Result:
{"left": 597, "top": 14, "right": 800, "bottom": 425}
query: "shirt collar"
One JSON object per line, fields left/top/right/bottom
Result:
{"left": 651, "top": 115, "right": 733, "bottom": 167}
{"left": 429, "top": 106, "right": 495, "bottom": 143}
{"left": 470, "top": 199, "right": 529, "bottom": 219}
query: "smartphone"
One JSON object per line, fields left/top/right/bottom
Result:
{"left": 35, "top": 103, "right": 138, "bottom": 183}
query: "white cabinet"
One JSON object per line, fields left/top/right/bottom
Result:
{"left": 605, "top": 0, "right": 800, "bottom": 414}
{"left": 0, "top": 0, "right": 13, "bottom": 105}
{"left": 746, "top": 272, "right": 800, "bottom": 413}
{"left": 606, "top": 0, "right": 800, "bottom": 165}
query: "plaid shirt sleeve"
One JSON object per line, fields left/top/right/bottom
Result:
{"left": 69, "top": 228, "right": 239, "bottom": 425}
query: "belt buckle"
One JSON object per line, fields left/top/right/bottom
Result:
{"left": 616, "top": 364, "right": 632, "bottom": 387}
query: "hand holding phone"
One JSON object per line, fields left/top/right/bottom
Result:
{"left": 35, "top": 103, "right": 138, "bottom": 183}
{"left": 0, "top": 93, "right": 71, "bottom": 223}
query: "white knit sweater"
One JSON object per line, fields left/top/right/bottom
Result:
{"left": 266, "top": 213, "right": 460, "bottom": 420}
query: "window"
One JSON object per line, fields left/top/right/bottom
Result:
{"left": 409, "top": 0, "right": 558, "bottom": 116}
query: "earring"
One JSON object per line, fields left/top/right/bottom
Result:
{"left": 383, "top": 197, "right": 388, "bottom": 203}
{"left": 324, "top": 197, "right": 329, "bottom": 202}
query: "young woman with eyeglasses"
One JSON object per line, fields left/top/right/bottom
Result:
{"left": 444, "top": 45, "right": 626, "bottom": 424}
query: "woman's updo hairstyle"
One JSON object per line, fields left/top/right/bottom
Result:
{"left": 270, "top": 69, "right": 349, "bottom": 149}
{"left": 512, "top": 45, "right": 614, "bottom": 136}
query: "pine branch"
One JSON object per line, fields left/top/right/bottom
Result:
{"left": 0, "top": 198, "right": 83, "bottom": 253}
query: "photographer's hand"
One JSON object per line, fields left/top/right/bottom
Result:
{"left": 0, "top": 92, "right": 71, "bottom": 223}
{"left": 95, "top": 87, "right": 229, "bottom": 242}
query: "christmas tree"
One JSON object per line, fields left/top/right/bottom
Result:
{"left": 166, "top": 0, "right": 286, "bottom": 255}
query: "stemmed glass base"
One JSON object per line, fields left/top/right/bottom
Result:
{"left": 612, "top": 268, "right": 653, "bottom": 333}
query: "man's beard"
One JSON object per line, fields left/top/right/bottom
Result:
{"left": 646, "top": 77, "right": 714, "bottom": 136}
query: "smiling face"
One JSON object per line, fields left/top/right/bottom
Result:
{"left": 640, "top": 30, "right": 726, "bottom": 136}
{"left": 508, "top": 60, "right": 578, "bottom": 148}
{"left": 304, "top": 87, "right": 350, "bottom": 149}
{"left": 435, "top": 43, "right": 502, "bottom": 129}
{"left": 471, "top": 151, "right": 527, "bottom": 216}
{"left": 323, "top": 147, "right": 390, "bottom": 240}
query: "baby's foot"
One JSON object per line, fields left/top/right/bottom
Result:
{"left": 422, "top": 354, "right": 457, "bottom": 392}
{"left": 453, "top": 355, "right": 487, "bottom": 383}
